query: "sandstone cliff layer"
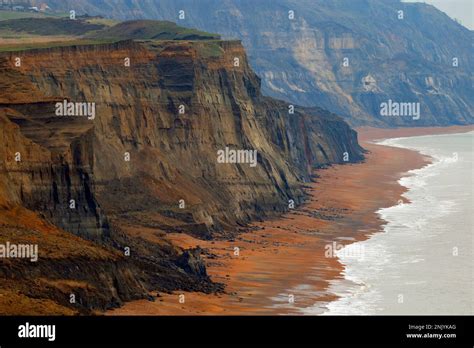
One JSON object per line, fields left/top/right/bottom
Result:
{"left": 0, "top": 37, "right": 363, "bottom": 313}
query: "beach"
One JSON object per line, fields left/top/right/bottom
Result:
{"left": 107, "top": 125, "right": 473, "bottom": 315}
{"left": 326, "top": 127, "right": 473, "bottom": 314}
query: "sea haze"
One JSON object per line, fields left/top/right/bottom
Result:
{"left": 321, "top": 131, "right": 474, "bottom": 315}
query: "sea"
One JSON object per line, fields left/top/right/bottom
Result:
{"left": 320, "top": 131, "right": 474, "bottom": 315}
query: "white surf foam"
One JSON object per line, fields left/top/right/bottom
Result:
{"left": 318, "top": 132, "right": 473, "bottom": 315}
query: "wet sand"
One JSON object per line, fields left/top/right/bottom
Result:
{"left": 108, "top": 125, "right": 473, "bottom": 315}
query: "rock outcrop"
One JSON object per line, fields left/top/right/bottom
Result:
{"left": 0, "top": 32, "right": 363, "bottom": 313}
{"left": 1, "top": 38, "right": 363, "bottom": 239}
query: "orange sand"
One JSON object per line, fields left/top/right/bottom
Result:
{"left": 107, "top": 125, "right": 473, "bottom": 315}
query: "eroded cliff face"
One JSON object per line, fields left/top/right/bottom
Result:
{"left": 0, "top": 38, "right": 363, "bottom": 313}
{"left": 1, "top": 39, "right": 363, "bottom": 239}
{"left": 0, "top": 108, "right": 147, "bottom": 314}
{"left": 0, "top": 104, "right": 221, "bottom": 314}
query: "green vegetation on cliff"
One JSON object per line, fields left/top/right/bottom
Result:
{"left": 0, "top": 16, "right": 221, "bottom": 52}
{"left": 88, "top": 19, "right": 220, "bottom": 40}
{"left": 0, "top": 16, "right": 219, "bottom": 40}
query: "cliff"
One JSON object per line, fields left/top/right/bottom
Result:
{"left": 0, "top": 31, "right": 363, "bottom": 313}
{"left": 40, "top": 0, "right": 474, "bottom": 127}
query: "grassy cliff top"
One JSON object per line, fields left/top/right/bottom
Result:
{"left": 0, "top": 16, "right": 219, "bottom": 40}
{"left": 87, "top": 19, "right": 220, "bottom": 41}
{"left": 0, "top": 16, "right": 221, "bottom": 52}
{"left": 0, "top": 17, "right": 105, "bottom": 36}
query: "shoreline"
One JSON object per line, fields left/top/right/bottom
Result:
{"left": 107, "top": 125, "right": 473, "bottom": 315}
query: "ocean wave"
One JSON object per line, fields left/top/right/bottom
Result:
{"left": 320, "top": 132, "right": 470, "bottom": 315}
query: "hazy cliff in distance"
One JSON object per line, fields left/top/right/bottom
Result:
{"left": 36, "top": 0, "right": 474, "bottom": 127}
